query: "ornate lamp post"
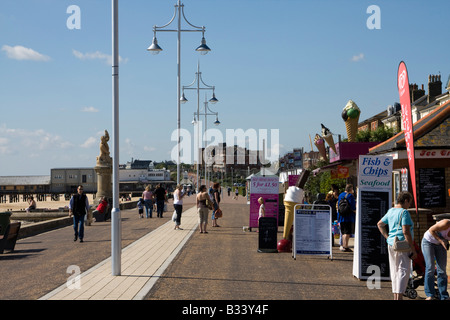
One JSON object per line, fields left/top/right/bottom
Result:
{"left": 181, "top": 62, "right": 218, "bottom": 191}
{"left": 192, "top": 96, "right": 220, "bottom": 188}
{"left": 147, "top": 0, "right": 211, "bottom": 184}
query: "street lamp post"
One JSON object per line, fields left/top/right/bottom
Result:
{"left": 181, "top": 62, "right": 218, "bottom": 192}
{"left": 111, "top": 0, "right": 121, "bottom": 276}
{"left": 147, "top": 0, "right": 211, "bottom": 185}
{"left": 192, "top": 96, "right": 220, "bottom": 188}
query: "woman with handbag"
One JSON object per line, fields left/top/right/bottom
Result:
{"left": 173, "top": 185, "right": 185, "bottom": 230}
{"left": 211, "top": 182, "right": 221, "bottom": 227}
{"left": 197, "top": 185, "right": 213, "bottom": 234}
{"left": 377, "top": 191, "right": 417, "bottom": 300}
{"left": 421, "top": 219, "right": 450, "bottom": 300}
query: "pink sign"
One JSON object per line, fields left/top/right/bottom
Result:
{"left": 397, "top": 61, "right": 418, "bottom": 212}
{"left": 249, "top": 176, "right": 279, "bottom": 228}
{"left": 288, "top": 175, "right": 300, "bottom": 187}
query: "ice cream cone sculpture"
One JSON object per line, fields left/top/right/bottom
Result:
{"left": 314, "top": 134, "right": 327, "bottom": 161}
{"left": 342, "top": 100, "right": 361, "bottom": 142}
{"left": 282, "top": 187, "right": 303, "bottom": 240}
{"left": 283, "top": 201, "right": 297, "bottom": 239}
{"left": 321, "top": 123, "right": 336, "bottom": 154}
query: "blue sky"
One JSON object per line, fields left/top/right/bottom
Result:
{"left": 1, "top": 0, "right": 449, "bottom": 176}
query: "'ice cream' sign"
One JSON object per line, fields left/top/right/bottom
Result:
{"left": 358, "top": 155, "right": 393, "bottom": 190}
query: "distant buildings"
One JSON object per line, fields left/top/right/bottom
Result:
{"left": 0, "top": 158, "right": 173, "bottom": 198}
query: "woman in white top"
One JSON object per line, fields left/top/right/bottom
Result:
{"left": 173, "top": 185, "right": 185, "bottom": 230}
{"left": 421, "top": 219, "right": 450, "bottom": 300}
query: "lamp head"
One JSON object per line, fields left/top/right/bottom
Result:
{"left": 180, "top": 92, "right": 188, "bottom": 104}
{"left": 196, "top": 37, "right": 211, "bottom": 55}
{"left": 209, "top": 92, "right": 218, "bottom": 104}
{"left": 147, "top": 37, "right": 163, "bottom": 55}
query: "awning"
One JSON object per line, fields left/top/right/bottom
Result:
{"left": 312, "top": 160, "right": 353, "bottom": 176}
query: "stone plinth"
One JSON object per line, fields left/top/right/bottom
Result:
{"left": 94, "top": 164, "right": 112, "bottom": 200}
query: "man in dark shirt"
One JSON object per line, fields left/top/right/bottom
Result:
{"left": 69, "top": 185, "right": 90, "bottom": 242}
{"left": 154, "top": 184, "right": 167, "bottom": 218}
{"left": 337, "top": 184, "right": 356, "bottom": 252}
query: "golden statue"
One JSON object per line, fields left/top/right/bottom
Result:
{"left": 97, "top": 130, "right": 112, "bottom": 165}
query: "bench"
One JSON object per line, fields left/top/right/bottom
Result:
{"left": 0, "top": 222, "right": 21, "bottom": 254}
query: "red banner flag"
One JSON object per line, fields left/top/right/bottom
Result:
{"left": 397, "top": 61, "right": 418, "bottom": 212}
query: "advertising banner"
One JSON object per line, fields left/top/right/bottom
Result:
{"left": 353, "top": 155, "right": 393, "bottom": 280}
{"left": 397, "top": 61, "right": 418, "bottom": 212}
{"left": 249, "top": 176, "right": 279, "bottom": 229}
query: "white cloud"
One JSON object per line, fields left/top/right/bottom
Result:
{"left": 72, "top": 49, "right": 128, "bottom": 65}
{"left": 1, "top": 45, "right": 51, "bottom": 61}
{"left": 351, "top": 53, "right": 364, "bottom": 62}
{"left": 0, "top": 125, "right": 72, "bottom": 154}
{"left": 81, "top": 136, "right": 97, "bottom": 148}
{"left": 144, "top": 146, "right": 156, "bottom": 152}
{"left": 82, "top": 106, "right": 99, "bottom": 113}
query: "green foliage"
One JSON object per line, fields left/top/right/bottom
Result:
{"left": 356, "top": 125, "right": 395, "bottom": 142}
{"left": 303, "top": 168, "right": 346, "bottom": 202}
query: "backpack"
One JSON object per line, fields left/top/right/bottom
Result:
{"left": 338, "top": 193, "right": 353, "bottom": 217}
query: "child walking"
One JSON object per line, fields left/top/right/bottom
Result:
{"left": 137, "top": 198, "right": 144, "bottom": 219}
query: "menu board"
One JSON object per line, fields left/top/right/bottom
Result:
{"left": 293, "top": 205, "right": 332, "bottom": 259}
{"left": 354, "top": 155, "right": 392, "bottom": 280}
{"left": 419, "top": 168, "right": 446, "bottom": 208}
{"left": 359, "top": 191, "right": 390, "bottom": 279}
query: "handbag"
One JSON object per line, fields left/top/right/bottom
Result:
{"left": 172, "top": 210, "right": 177, "bottom": 222}
{"left": 205, "top": 199, "right": 213, "bottom": 210}
{"left": 215, "top": 208, "right": 223, "bottom": 218}
{"left": 392, "top": 209, "right": 411, "bottom": 252}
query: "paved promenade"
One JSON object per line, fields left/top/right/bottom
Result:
{"left": 0, "top": 191, "right": 439, "bottom": 306}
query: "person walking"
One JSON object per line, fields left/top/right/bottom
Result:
{"left": 154, "top": 184, "right": 167, "bottom": 218}
{"left": 337, "top": 184, "right": 356, "bottom": 252}
{"left": 197, "top": 185, "right": 212, "bottom": 234}
{"left": 173, "top": 185, "right": 185, "bottom": 230}
{"left": 69, "top": 185, "right": 90, "bottom": 243}
{"left": 137, "top": 198, "right": 144, "bottom": 219}
{"left": 142, "top": 186, "right": 154, "bottom": 218}
{"left": 421, "top": 218, "right": 450, "bottom": 300}
{"left": 377, "top": 191, "right": 417, "bottom": 300}
{"left": 211, "top": 182, "right": 221, "bottom": 227}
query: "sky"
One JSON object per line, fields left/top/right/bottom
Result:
{"left": 1, "top": 0, "right": 449, "bottom": 176}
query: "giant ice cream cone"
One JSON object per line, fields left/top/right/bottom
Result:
{"left": 323, "top": 134, "right": 336, "bottom": 154}
{"left": 314, "top": 134, "right": 327, "bottom": 161}
{"left": 321, "top": 124, "right": 336, "bottom": 154}
{"left": 283, "top": 201, "right": 297, "bottom": 240}
{"left": 342, "top": 100, "right": 361, "bottom": 142}
{"left": 282, "top": 187, "right": 303, "bottom": 240}
{"left": 345, "top": 117, "right": 359, "bottom": 142}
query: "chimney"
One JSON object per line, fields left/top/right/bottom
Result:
{"left": 428, "top": 74, "right": 442, "bottom": 103}
{"left": 410, "top": 83, "right": 425, "bottom": 103}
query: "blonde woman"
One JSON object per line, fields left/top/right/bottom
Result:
{"left": 173, "top": 185, "right": 185, "bottom": 230}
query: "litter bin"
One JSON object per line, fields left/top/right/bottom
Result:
{"left": 0, "top": 211, "right": 12, "bottom": 236}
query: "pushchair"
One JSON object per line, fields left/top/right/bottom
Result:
{"left": 404, "top": 241, "right": 442, "bottom": 299}
{"left": 404, "top": 241, "right": 425, "bottom": 299}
